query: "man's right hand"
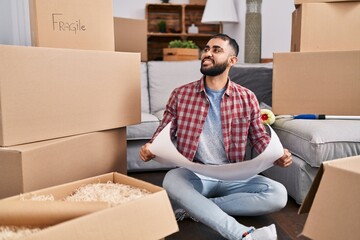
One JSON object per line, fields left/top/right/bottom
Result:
{"left": 139, "top": 143, "right": 156, "bottom": 162}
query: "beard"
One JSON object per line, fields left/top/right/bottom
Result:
{"left": 200, "top": 58, "right": 228, "bottom": 76}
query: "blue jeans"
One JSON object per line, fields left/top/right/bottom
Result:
{"left": 163, "top": 167, "right": 287, "bottom": 240}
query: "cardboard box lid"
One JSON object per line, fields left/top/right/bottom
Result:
{"left": 1, "top": 173, "right": 179, "bottom": 240}
{"left": 299, "top": 156, "right": 360, "bottom": 239}
{"left": 272, "top": 50, "right": 360, "bottom": 115}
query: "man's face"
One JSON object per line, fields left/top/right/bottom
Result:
{"left": 200, "top": 38, "right": 235, "bottom": 76}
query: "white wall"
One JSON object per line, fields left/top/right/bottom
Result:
{"left": 0, "top": 0, "right": 31, "bottom": 46}
{"left": 1, "top": 0, "right": 294, "bottom": 62}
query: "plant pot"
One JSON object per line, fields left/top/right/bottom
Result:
{"left": 163, "top": 48, "right": 199, "bottom": 61}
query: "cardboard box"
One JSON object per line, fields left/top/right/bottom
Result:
{"left": 29, "top": 0, "right": 115, "bottom": 51}
{"left": 272, "top": 50, "right": 360, "bottom": 115}
{"left": 163, "top": 48, "right": 199, "bottom": 61}
{"left": 0, "top": 45, "right": 140, "bottom": 146}
{"left": 1, "top": 172, "right": 179, "bottom": 240}
{"left": 299, "top": 156, "right": 360, "bottom": 239}
{"left": 291, "top": 2, "right": 360, "bottom": 52}
{"left": 0, "top": 128, "right": 126, "bottom": 199}
{"left": 114, "top": 17, "right": 148, "bottom": 62}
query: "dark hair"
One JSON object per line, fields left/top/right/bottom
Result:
{"left": 211, "top": 33, "right": 239, "bottom": 57}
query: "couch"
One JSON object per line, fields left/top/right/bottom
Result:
{"left": 126, "top": 60, "right": 360, "bottom": 204}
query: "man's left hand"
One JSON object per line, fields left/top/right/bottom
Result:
{"left": 274, "top": 149, "right": 292, "bottom": 168}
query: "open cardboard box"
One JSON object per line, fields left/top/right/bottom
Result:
{"left": 0, "top": 172, "right": 178, "bottom": 240}
{"left": 299, "top": 156, "right": 360, "bottom": 239}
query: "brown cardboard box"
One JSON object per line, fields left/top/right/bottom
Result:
{"left": 0, "top": 45, "right": 140, "bottom": 146}
{"left": 291, "top": 2, "right": 360, "bottom": 52}
{"left": 1, "top": 172, "right": 179, "bottom": 240}
{"left": 163, "top": 48, "right": 199, "bottom": 61}
{"left": 299, "top": 156, "right": 360, "bottom": 239}
{"left": 272, "top": 51, "right": 360, "bottom": 115}
{"left": 29, "top": 0, "right": 115, "bottom": 51}
{"left": 114, "top": 17, "right": 148, "bottom": 61}
{"left": 0, "top": 128, "right": 126, "bottom": 199}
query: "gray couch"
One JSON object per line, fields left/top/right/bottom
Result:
{"left": 126, "top": 60, "right": 360, "bottom": 204}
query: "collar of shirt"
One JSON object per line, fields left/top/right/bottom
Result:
{"left": 197, "top": 76, "right": 235, "bottom": 98}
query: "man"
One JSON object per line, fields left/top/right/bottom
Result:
{"left": 139, "top": 34, "right": 292, "bottom": 240}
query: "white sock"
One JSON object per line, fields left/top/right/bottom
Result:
{"left": 243, "top": 224, "right": 277, "bottom": 240}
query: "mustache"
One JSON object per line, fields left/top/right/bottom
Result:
{"left": 201, "top": 57, "right": 214, "bottom": 64}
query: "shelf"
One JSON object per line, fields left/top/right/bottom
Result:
{"left": 146, "top": 3, "right": 220, "bottom": 61}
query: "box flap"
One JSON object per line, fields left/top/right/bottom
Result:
{"left": 298, "top": 164, "right": 324, "bottom": 214}
{"left": 0, "top": 201, "right": 108, "bottom": 226}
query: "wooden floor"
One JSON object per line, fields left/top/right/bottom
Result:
{"left": 128, "top": 171, "right": 310, "bottom": 240}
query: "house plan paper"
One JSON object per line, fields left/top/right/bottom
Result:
{"left": 149, "top": 122, "right": 284, "bottom": 181}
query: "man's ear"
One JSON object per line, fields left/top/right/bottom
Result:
{"left": 229, "top": 56, "right": 238, "bottom": 66}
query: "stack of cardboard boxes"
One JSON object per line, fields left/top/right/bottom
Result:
{"left": 0, "top": 0, "right": 178, "bottom": 239}
{"left": 0, "top": 0, "right": 141, "bottom": 199}
{"left": 271, "top": 0, "right": 360, "bottom": 239}
{"left": 272, "top": 0, "right": 360, "bottom": 115}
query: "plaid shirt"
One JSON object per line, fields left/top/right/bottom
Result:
{"left": 150, "top": 77, "right": 270, "bottom": 163}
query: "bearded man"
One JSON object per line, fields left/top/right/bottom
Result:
{"left": 139, "top": 34, "right": 292, "bottom": 240}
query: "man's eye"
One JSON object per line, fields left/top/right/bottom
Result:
{"left": 203, "top": 48, "right": 209, "bottom": 52}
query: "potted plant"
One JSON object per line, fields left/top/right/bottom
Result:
{"left": 163, "top": 40, "right": 199, "bottom": 61}
{"left": 158, "top": 20, "right": 167, "bottom": 33}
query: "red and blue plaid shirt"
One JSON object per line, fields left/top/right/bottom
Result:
{"left": 150, "top": 77, "right": 270, "bottom": 163}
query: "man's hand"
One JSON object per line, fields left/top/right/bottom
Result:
{"left": 274, "top": 149, "right": 292, "bottom": 168}
{"left": 139, "top": 143, "right": 156, "bottom": 162}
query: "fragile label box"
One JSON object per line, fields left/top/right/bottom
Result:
{"left": 163, "top": 48, "right": 199, "bottom": 61}
{"left": 272, "top": 50, "right": 360, "bottom": 115}
{"left": 291, "top": 2, "right": 360, "bottom": 52}
{"left": 0, "top": 172, "right": 179, "bottom": 240}
{"left": 0, "top": 45, "right": 140, "bottom": 146}
{"left": 299, "top": 156, "right": 360, "bottom": 239}
{"left": 0, "top": 128, "right": 126, "bottom": 199}
{"left": 114, "top": 17, "right": 148, "bottom": 62}
{"left": 29, "top": 0, "right": 115, "bottom": 51}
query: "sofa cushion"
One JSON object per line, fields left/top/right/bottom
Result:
{"left": 126, "top": 112, "right": 159, "bottom": 140}
{"left": 148, "top": 60, "right": 202, "bottom": 114}
{"left": 273, "top": 119, "right": 360, "bottom": 167}
{"left": 140, "top": 62, "right": 150, "bottom": 113}
{"left": 229, "top": 64, "right": 273, "bottom": 106}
